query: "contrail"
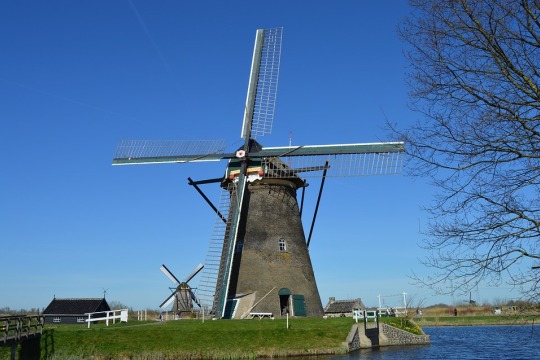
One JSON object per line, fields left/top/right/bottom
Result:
{"left": 1, "top": 78, "right": 136, "bottom": 121}
{"left": 127, "top": 0, "right": 176, "bottom": 79}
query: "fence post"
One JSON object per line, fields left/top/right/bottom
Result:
{"left": 363, "top": 310, "right": 367, "bottom": 331}
{"left": 16, "top": 318, "right": 21, "bottom": 341}
{"left": 4, "top": 319, "right": 9, "bottom": 343}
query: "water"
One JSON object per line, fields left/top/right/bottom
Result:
{"left": 332, "top": 325, "right": 540, "bottom": 359}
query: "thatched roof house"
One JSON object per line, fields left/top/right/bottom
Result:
{"left": 324, "top": 297, "right": 365, "bottom": 317}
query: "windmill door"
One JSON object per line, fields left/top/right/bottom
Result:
{"left": 278, "top": 288, "right": 292, "bottom": 316}
{"left": 292, "top": 295, "right": 306, "bottom": 316}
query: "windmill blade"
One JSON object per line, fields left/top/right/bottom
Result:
{"left": 112, "top": 139, "right": 230, "bottom": 165}
{"left": 190, "top": 289, "right": 202, "bottom": 308}
{"left": 160, "top": 264, "right": 180, "bottom": 285}
{"left": 214, "top": 28, "right": 283, "bottom": 318}
{"left": 215, "top": 174, "right": 249, "bottom": 318}
{"left": 183, "top": 263, "right": 204, "bottom": 283}
{"left": 159, "top": 291, "right": 177, "bottom": 309}
{"left": 255, "top": 142, "right": 405, "bottom": 157}
{"left": 241, "top": 27, "right": 282, "bottom": 141}
{"left": 256, "top": 142, "right": 405, "bottom": 178}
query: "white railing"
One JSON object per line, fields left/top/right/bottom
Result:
{"left": 136, "top": 310, "right": 147, "bottom": 321}
{"left": 85, "top": 309, "right": 128, "bottom": 328}
{"left": 377, "top": 307, "right": 408, "bottom": 316}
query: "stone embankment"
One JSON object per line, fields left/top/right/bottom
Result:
{"left": 344, "top": 322, "right": 430, "bottom": 351}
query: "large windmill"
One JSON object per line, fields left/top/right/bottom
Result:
{"left": 113, "top": 28, "right": 404, "bottom": 319}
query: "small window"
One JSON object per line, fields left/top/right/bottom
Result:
{"left": 53, "top": 317, "right": 61, "bottom": 323}
{"left": 77, "top": 317, "right": 86, "bottom": 323}
{"left": 279, "top": 238, "right": 287, "bottom": 252}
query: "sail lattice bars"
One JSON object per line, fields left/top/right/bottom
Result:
{"left": 113, "top": 139, "right": 227, "bottom": 165}
{"left": 263, "top": 151, "right": 404, "bottom": 177}
{"left": 246, "top": 27, "right": 283, "bottom": 139}
{"left": 258, "top": 142, "right": 405, "bottom": 178}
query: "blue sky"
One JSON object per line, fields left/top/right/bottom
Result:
{"left": 1, "top": 1, "right": 518, "bottom": 311}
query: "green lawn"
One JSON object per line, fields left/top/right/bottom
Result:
{"left": 1, "top": 315, "right": 443, "bottom": 359}
{"left": 3, "top": 317, "right": 354, "bottom": 359}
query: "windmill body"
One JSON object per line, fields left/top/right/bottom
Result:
{"left": 113, "top": 28, "right": 405, "bottom": 319}
{"left": 216, "top": 150, "right": 323, "bottom": 318}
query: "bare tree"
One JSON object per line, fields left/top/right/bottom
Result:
{"left": 393, "top": 0, "right": 540, "bottom": 302}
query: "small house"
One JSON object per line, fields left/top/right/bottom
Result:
{"left": 43, "top": 297, "right": 111, "bottom": 324}
{"left": 324, "top": 297, "right": 365, "bottom": 318}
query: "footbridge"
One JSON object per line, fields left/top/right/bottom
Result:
{"left": 1, "top": 315, "right": 44, "bottom": 359}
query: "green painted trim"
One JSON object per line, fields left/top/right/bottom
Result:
{"left": 278, "top": 288, "right": 292, "bottom": 296}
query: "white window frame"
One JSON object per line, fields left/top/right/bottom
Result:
{"left": 279, "top": 238, "right": 287, "bottom": 252}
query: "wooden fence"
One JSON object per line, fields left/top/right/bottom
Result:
{"left": 0, "top": 315, "right": 44, "bottom": 346}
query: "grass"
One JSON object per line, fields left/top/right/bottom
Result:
{"left": 380, "top": 317, "right": 424, "bottom": 335}
{"left": 2, "top": 317, "right": 355, "bottom": 359}
{"left": 8, "top": 312, "right": 525, "bottom": 359}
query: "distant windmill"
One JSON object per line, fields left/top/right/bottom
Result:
{"left": 160, "top": 263, "right": 204, "bottom": 316}
{"left": 113, "top": 28, "right": 404, "bottom": 319}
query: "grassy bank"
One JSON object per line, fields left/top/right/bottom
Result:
{"left": 414, "top": 314, "right": 539, "bottom": 327}
{"left": 414, "top": 305, "right": 539, "bottom": 327}
{"left": 3, "top": 317, "right": 355, "bottom": 359}
{"left": 4, "top": 314, "right": 525, "bottom": 359}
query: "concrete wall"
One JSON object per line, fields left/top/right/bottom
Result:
{"left": 345, "top": 322, "right": 430, "bottom": 351}
{"left": 344, "top": 324, "right": 373, "bottom": 351}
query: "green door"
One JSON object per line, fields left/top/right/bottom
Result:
{"left": 292, "top": 295, "right": 306, "bottom": 316}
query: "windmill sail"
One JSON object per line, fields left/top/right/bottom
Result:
{"left": 260, "top": 143, "right": 405, "bottom": 177}
{"left": 113, "top": 139, "right": 228, "bottom": 165}
{"left": 215, "top": 28, "right": 284, "bottom": 318}
{"left": 241, "top": 27, "right": 282, "bottom": 140}
{"left": 214, "top": 176, "right": 247, "bottom": 318}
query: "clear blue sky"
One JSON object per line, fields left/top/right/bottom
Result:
{"left": 1, "top": 1, "right": 518, "bottom": 311}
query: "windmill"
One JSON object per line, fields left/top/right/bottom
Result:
{"left": 160, "top": 263, "right": 204, "bottom": 317}
{"left": 113, "top": 27, "right": 404, "bottom": 319}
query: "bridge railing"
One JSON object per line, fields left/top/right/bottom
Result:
{"left": 0, "top": 315, "right": 44, "bottom": 346}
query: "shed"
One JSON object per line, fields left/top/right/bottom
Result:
{"left": 324, "top": 297, "right": 365, "bottom": 318}
{"left": 43, "top": 297, "right": 111, "bottom": 324}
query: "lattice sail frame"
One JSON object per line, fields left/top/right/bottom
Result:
{"left": 250, "top": 27, "right": 282, "bottom": 138}
{"left": 263, "top": 151, "right": 404, "bottom": 178}
{"left": 115, "top": 139, "right": 226, "bottom": 162}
